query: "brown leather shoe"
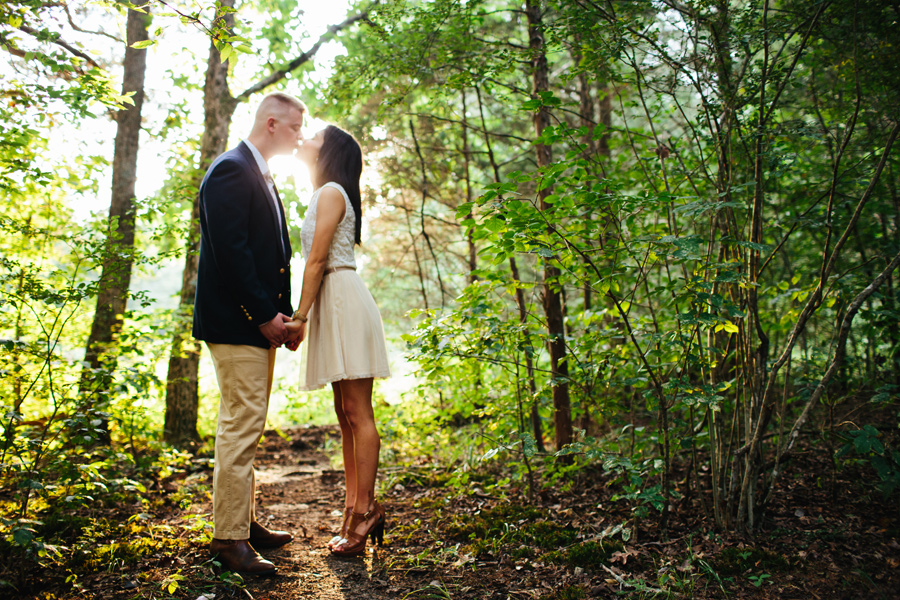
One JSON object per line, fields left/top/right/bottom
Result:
{"left": 249, "top": 521, "right": 293, "bottom": 549}
{"left": 209, "top": 539, "right": 276, "bottom": 576}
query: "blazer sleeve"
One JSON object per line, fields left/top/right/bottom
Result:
{"left": 201, "top": 157, "right": 278, "bottom": 324}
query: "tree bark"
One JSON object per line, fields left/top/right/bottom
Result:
{"left": 526, "top": 0, "right": 572, "bottom": 450}
{"left": 460, "top": 89, "right": 477, "bottom": 283}
{"left": 79, "top": 5, "right": 150, "bottom": 443}
{"left": 573, "top": 42, "right": 595, "bottom": 313}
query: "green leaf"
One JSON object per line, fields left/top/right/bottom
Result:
{"left": 484, "top": 217, "right": 506, "bottom": 233}
{"left": 855, "top": 434, "right": 872, "bottom": 454}
{"left": 482, "top": 447, "right": 502, "bottom": 461}
{"left": 871, "top": 454, "right": 891, "bottom": 479}
{"left": 13, "top": 527, "right": 34, "bottom": 547}
{"left": 456, "top": 202, "right": 474, "bottom": 219}
{"left": 734, "top": 240, "right": 773, "bottom": 252}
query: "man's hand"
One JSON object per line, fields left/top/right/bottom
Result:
{"left": 259, "top": 313, "right": 292, "bottom": 348}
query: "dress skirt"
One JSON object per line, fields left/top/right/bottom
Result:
{"left": 299, "top": 270, "right": 391, "bottom": 390}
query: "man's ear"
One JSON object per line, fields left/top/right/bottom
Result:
{"left": 267, "top": 116, "right": 277, "bottom": 133}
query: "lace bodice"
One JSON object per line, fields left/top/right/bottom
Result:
{"left": 300, "top": 182, "right": 357, "bottom": 269}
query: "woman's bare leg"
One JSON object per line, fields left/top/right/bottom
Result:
{"left": 336, "top": 377, "right": 379, "bottom": 515}
{"left": 332, "top": 383, "right": 356, "bottom": 525}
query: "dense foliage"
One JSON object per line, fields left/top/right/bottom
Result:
{"left": 1, "top": 0, "right": 899, "bottom": 596}
{"left": 316, "top": 0, "right": 900, "bottom": 531}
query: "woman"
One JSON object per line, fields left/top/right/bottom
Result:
{"left": 286, "top": 125, "right": 391, "bottom": 557}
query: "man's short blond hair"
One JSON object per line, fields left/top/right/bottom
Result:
{"left": 253, "top": 92, "right": 307, "bottom": 128}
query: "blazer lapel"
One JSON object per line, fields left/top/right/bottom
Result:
{"left": 272, "top": 185, "right": 292, "bottom": 259}
{"left": 237, "top": 142, "right": 288, "bottom": 261}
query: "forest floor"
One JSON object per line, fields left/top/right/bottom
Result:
{"left": 20, "top": 425, "right": 900, "bottom": 600}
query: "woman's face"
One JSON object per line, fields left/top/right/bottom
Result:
{"left": 298, "top": 129, "right": 325, "bottom": 167}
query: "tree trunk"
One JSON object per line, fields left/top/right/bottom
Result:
{"left": 526, "top": 0, "right": 572, "bottom": 450}
{"left": 163, "top": 0, "right": 237, "bottom": 448}
{"left": 597, "top": 83, "right": 611, "bottom": 160}
{"left": 460, "top": 89, "right": 477, "bottom": 283}
{"left": 573, "top": 42, "right": 595, "bottom": 313}
{"left": 79, "top": 5, "right": 150, "bottom": 444}
{"left": 509, "top": 257, "right": 546, "bottom": 453}
{"left": 704, "top": 0, "right": 742, "bottom": 531}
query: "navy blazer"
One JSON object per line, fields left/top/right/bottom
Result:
{"left": 192, "top": 142, "right": 293, "bottom": 348}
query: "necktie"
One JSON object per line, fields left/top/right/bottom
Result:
{"left": 263, "top": 171, "right": 286, "bottom": 256}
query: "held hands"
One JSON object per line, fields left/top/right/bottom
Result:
{"left": 283, "top": 319, "right": 306, "bottom": 351}
{"left": 259, "top": 313, "right": 293, "bottom": 348}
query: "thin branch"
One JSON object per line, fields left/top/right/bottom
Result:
{"left": 153, "top": 0, "right": 214, "bottom": 36}
{"left": 409, "top": 118, "right": 448, "bottom": 307}
{"left": 405, "top": 111, "right": 533, "bottom": 144}
{"left": 761, "top": 1, "right": 832, "bottom": 125}
{"left": 765, "top": 248, "right": 900, "bottom": 505}
{"left": 237, "top": 8, "right": 373, "bottom": 100}
{"left": 16, "top": 25, "right": 100, "bottom": 68}
{"left": 471, "top": 35, "right": 527, "bottom": 50}
{"left": 736, "top": 120, "right": 900, "bottom": 458}
{"left": 64, "top": 4, "right": 123, "bottom": 43}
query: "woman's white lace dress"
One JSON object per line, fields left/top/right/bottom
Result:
{"left": 298, "top": 182, "right": 391, "bottom": 389}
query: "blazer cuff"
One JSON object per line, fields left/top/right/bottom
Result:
{"left": 239, "top": 301, "right": 278, "bottom": 327}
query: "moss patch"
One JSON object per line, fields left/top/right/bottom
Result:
{"left": 541, "top": 584, "right": 587, "bottom": 599}
{"left": 714, "top": 546, "right": 790, "bottom": 576}
{"left": 444, "top": 503, "right": 546, "bottom": 542}
{"left": 523, "top": 520, "right": 578, "bottom": 549}
{"left": 443, "top": 503, "right": 580, "bottom": 558}
{"left": 545, "top": 540, "right": 625, "bottom": 570}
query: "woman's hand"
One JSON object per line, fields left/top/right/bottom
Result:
{"left": 284, "top": 319, "right": 306, "bottom": 351}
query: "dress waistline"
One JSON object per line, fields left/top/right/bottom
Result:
{"left": 324, "top": 266, "right": 356, "bottom": 275}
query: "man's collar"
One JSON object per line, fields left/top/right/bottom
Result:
{"left": 243, "top": 138, "right": 269, "bottom": 177}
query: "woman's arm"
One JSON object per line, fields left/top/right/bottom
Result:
{"left": 293, "top": 186, "right": 346, "bottom": 323}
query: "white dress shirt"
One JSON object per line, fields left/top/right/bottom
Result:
{"left": 243, "top": 139, "right": 285, "bottom": 252}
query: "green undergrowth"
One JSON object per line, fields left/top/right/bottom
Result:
{"left": 0, "top": 440, "right": 217, "bottom": 597}
{"left": 713, "top": 546, "right": 790, "bottom": 576}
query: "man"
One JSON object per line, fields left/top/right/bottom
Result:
{"left": 192, "top": 92, "right": 306, "bottom": 576}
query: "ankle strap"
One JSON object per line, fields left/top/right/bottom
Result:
{"left": 351, "top": 502, "right": 380, "bottom": 521}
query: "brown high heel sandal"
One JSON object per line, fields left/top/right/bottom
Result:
{"left": 327, "top": 507, "right": 352, "bottom": 549}
{"left": 330, "top": 502, "right": 385, "bottom": 557}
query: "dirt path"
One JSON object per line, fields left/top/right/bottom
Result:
{"left": 237, "top": 427, "right": 396, "bottom": 600}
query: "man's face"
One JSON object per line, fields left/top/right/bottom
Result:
{"left": 272, "top": 108, "right": 304, "bottom": 156}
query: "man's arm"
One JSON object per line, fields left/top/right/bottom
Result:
{"left": 202, "top": 158, "right": 280, "bottom": 328}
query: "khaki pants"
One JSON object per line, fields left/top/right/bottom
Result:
{"left": 207, "top": 343, "right": 276, "bottom": 540}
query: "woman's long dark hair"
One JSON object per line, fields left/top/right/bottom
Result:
{"left": 313, "top": 125, "right": 363, "bottom": 244}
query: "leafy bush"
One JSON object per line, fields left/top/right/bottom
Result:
{"left": 837, "top": 422, "right": 900, "bottom": 500}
